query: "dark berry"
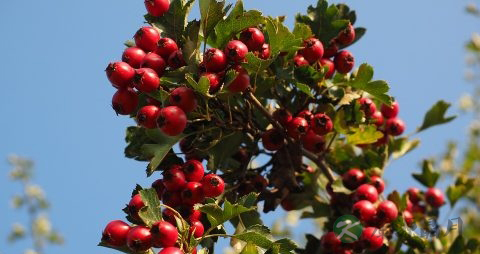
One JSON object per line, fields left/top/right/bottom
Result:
{"left": 425, "top": 188, "right": 445, "bottom": 208}
{"left": 371, "top": 111, "right": 384, "bottom": 127}
{"left": 256, "top": 43, "right": 270, "bottom": 59}
{"left": 157, "top": 106, "right": 187, "bottom": 136}
{"left": 403, "top": 210, "right": 414, "bottom": 226}
{"left": 181, "top": 182, "right": 205, "bottom": 206}
{"left": 381, "top": 101, "right": 399, "bottom": 119}
{"left": 133, "top": 68, "right": 160, "bottom": 93}
{"left": 337, "top": 23, "right": 355, "bottom": 45}
{"left": 141, "top": 52, "right": 166, "bottom": 76}
{"left": 273, "top": 109, "right": 293, "bottom": 126}
{"left": 189, "top": 220, "right": 205, "bottom": 238}
{"left": 151, "top": 179, "right": 165, "bottom": 198}
{"left": 262, "top": 129, "right": 285, "bottom": 151}
{"left": 358, "top": 97, "right": 377, "bottom": 117}
{"left": 227, "top": 65, "right": 250, "bottom": 93}
{"left": 334, "top": 50, "right": 354, "bottom": 74}
{"left": 300, "top": 38, "right": 324, "bottom": 63}
{"left": 323, "top": 40, "right": 338, "bottom": 58}
{"left": 162, "top": 191, "right": 183, "bottom": 207}
{"left": 128, "top": 194, "right": 145, "bottom": 222}
{"left": 294, "top": 54, "right": 309, "bottom": 67}
{"left": 182, "top": 160, "right": 204, "bottom": 182}
{"left": 112, "top": 88, "right": 139, "bottom": 115}
{"left": 342, "top": 169, "right": 366, "bottom": 190}
{"left": 156, "top": 38, "right": 179, "bottom": 59}
{"left": 162, "top": 167, "right": 187, "bottom": 191}
{"left": 201, "top": 174, "right": 225, "bottom": 197}
{"left": 359, "top": 227, "right": 384, "bottom": 251}
{"left": 122, "top": 47, "right": 146, "bottom": 69}
{"left": 376, "top": 200, "right": 398, "bottom": 223}
{"left": 151, "top": 220, "right": 178, "bottom": 248}
{"left": 310, "top": 113, "right": 333, "bottom": 135}
{"left": 169, "top": 87, "right": 197, "bottom": 113}
{"left": 287, "top": 117, "right": 309, "bottom": 139}
{"left": 204, "top": 48, "right": 227, "bottom": 72}
{"left": 407, "top": 187, "right": 421, "bottom": 204}
{"left": 126, "top": 226, "right": 153, "bottom": 252}
{"left": 369, "top": 176, "right": 385, "bottom": 194}
{"left": 385, "top": 118, "right": 405, "bottom": 136}
{"left": 302, "top": 130, "right": 325, "bottom": 153}
{"left": 352, "top": 200, "right": 377, "bottom": 222}
{"left": 136, "top": 105, "right": 160, "bottom": 129}
{"left": 319, "top": 58, "right": 335, "bottom": 79}
{"left": 102, "top": 220, "right": 130, "bottom": 247}
{"left": 134, "top": 26, "right": 160, "bottom": 52}
{"left": 106, "top": 62, "right": 135, "bottom": 88}
{"left": 354, "top": 184, "right": 379, "bottom": 203}
{"left": 201, "top": 72, "right": 222, "bottom": 94}
{"left": 224, "top": 40, "right": 248, "bottom": 63}
{"left": 320, "top": 232, "right": 341, "bottom": 251}
{"left": 297, "top": 110, "right": 313, "bottom": 122}
{"left": 240, "top": 27, "right": 265, "bottom": 51}
{"left": 167, "top": 50, "right": 186, "bottom": 69}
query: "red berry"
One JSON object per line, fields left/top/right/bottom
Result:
{"left": 300, "top": 38, "right": 324, "bottom": 63}
{"left": 102, "top": 220, "right": 131, "bottom": 247}
{"left": 302, "top": 130, "right": 325, "bottom": 153}
{"left": 122, "top": 47, "right": 146, "bottom": 68}
{"left": 134, "top": 26, "right": 160, "bottom": 52}
{"left": 369, "top": 176, "right": 385, "bottom": 194}
{"left": 412, "top": 204, "right": 426, "bottom": 214}
{"left": 227, "top": 66, "right": 250, "bottom": 93}
{"left": 287, "top": 117, "right": 309, "bottom": 139}
{"left": 224, "top": 40, "right": 248, "bottom": 63}
{"left": 112, "top": 88, "right": 139, "bottom": 115}
{"left": 204, "top": 48, "right": 227, "bottom": 72}
{"left": 156, "top": 38, "right": 179, "bottom": 59}
{"left": 403, "top": 210, "right": 414, "bottom": 226}
{"left": 257, "top": 43, "right": 270, "bottom": 59}
{"left": 137, "top": 105, "right": 160, "bottom": 129}
{"left": 371, "top": 111, "right": 384, "bottom": 127}
{"left": 240, "top": 27, "right": 265, "bottom": 51}
{"left": 281, "top": 198, "right": 295, "bottom": 211}
{"left": 252, "top": 175, "right": 268, "bottom": 192}
{"left": 126, "top": 226, "right": 152, "bottom": 252}
{"left": 182, "top": 182, "right": 205, "bottom": 206}
{"left": 381, "top": 101, "right": 399, "bottom": 119}
{"left": 163, "top": 167, "right": 187, "bottom": 191}
{"left": 151, "top": 179, "right": 165, "bottom": 198}
{"left": 141, "top": 52, "right": 166, "bottom": 76}
{"left": 342, "top": 169, "right": 366, "bottom": 190}
{"left": 407, "top": 188, "right": 421, "bottom": 204}
{"left": 320, "top": 232, "right": 341, "bottom": 251}
{"left": 359, "top": 227, "right": 384, "bottom": 251}
{"left": 151, "top": 220, "right": 178, "bottom": 248}
{"left": 377, "top": 200, "right": 398, "bottom": 223}
{"left": 323, "top": 40, "right": 338, "bottom": 58}
{"left": 334, "top": 50, "right": 354, "bottom": 74}
{"left": 167, "top": 50, "right": 186, "bottom": 69}
{"left": 294, "top": 54, "right": 309, "bottom": 67}
{"left": 145, "top": 0, "right": 170, "bottom": 17}
{"left": 354, "top": 184, "right": 379, "bottom": 203}
{"left": 273, "top": 109, "right": 293, "bottom": 126}
{"left": 182, "top": 160, "right": 204, "bottom": 182}
{"left": 310, "top": 113, "right": 333, "bottom": 135}
{"left": 162, "top": 191, "right": 183, "bottom": 207}
{"left": 262, "top": 129, "right": 285, "bottom": 151}
{"left": 201, "top": 174, "right": 225, "bottom": 197}
{"left": 128, "top": 194, "right": 145, "bottom": 222}
{"left": 319, "top": 58, "right": 335, "bottom": 79}
{"left": 337, "top": 23, "right": 355, "bottom": 45}
{"left": 106, "top": 62, "right": 135, "bottom": 88}
{"left": 297, "top": 110, "right": 313, "bottom": 122}
{"left": 189, "top": 220, "right": 205, "bottom": 238}
{"left": 406, "top": 199, "right": 413, "bottom": 212}
{"left": 425, "top": 188, "right": 445, "bottom": 208}
{"left": 201, "top": 72, "right": 221, "bottom": 94}
{"left": 358, "top": 98, "right": 377, "bottom": 117}
{"left": 157, "top": 106, "right": 187, "bottom": 136}
{"left": 159, "top": 247, "right": 183, "bottom": 254}
{"left": 146, "top": 97, "right": 162, "bottom": 107}
{"left": 162, "top": 209, "right": 176, "bottom": 224}
{"left": 385, "top": 117, "right": 405, "bottom": 136}
{"left": 187, "top": 208, "right": 202, "bottom": 222}
{"left": 352, "top": 200, "right": 377, "bottom": 222}
{"left": 134, "top": 68, "right": 160, "bottom": 93}
{"left": 169, "top": 87, "right": 197, "bottom": 113}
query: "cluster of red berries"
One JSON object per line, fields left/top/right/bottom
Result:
{"left": 101, "top": 159, "right": 225, "bottom": 253}
{"left": 405, "top": 186, "right": 445, "bottom": 221}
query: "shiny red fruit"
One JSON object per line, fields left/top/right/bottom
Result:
{"left": 342, "top": 169, "right": 366, "bottom": 190}
{"left": 273, "top": 109, "right": 293, "bottom": 126}
{"left": 187, "top": 208, "right": 202, "bottom": 222}
{"left": 169, "top": 87, "right": 197, "bottom": 113}
{"left": 141, "top": 52, "right": 166, "bottom": 76}
{"left": 240, "top": 27, "right": 265, "bottom": 51}
{"left": 201, "top": 174, "right": 225, "bottom": 197}
{"left": 156, "top": 38, "right": 179, "bottom": 59}
{"left": 352, "top": 200, "right": 377, "bottom": 222}
{"left": 334, "top": 50, "right": 354, "bottom": 74}
{"left": 262, "top": 129, "right": 285, "bottom": 151}
{"left": 287, "top": 117, "right": 309, "bottom": 139}
{"left": 257, "top": 43, "right": 270, "bottom": 59}
{"left": 151, "top": 220, "right": 178, "bottom": 248}
{"left": 162, "top": 191, "right": 182, "bottom": 207}
{"left": 369, "top": 176, "right": 385, "bottom": 194}
{"left": 407, "top": 187, "right": 421, "bottom": 204}
{"left": 358, "top": 97, "right": 377, "bottom": 117}
{"left": 126, "top": 226, "right": 152, "bottom": 252}
{"left": 128, "top": 194, "right": 145, "bottom": 222}
{"left": 189, "top": 220, "right": 205, "bottom": 238}
{"left": 137, "top": 105, "right": 160, "bottom": 129}
{"left": 320, "top": 232, "right": 341, "bottom": 251}
{"left": 112, "top": 88, "right": 139, "bottom": 115}
{"left": 371, "top": 111, "right": 384, "bottom": 127}
{"left": 385, "top": 118, "right": 405, "bottom": 136}
{"left": 323, "top": 40, "right": 338, "bottom": 58}
{"left": 227, "top": 66, "right": 250, "bottom": 93}
{"left": 204, "top": 48, "right": 227, "bottom": 72}
{"left": 319, "top": 58, "right": 335, "bottom": 79}
{"left": 381, "top": 101, "right": 399, "bottom": 119}
{"left": 122, "top": 47, "right": 146, "bottom": 68}
{"left": 377, "top": 201, "right": 398, "bottom": 223}
{"left": 302, "top": 130, "right": 325, "bottom": 153}
{"left": 182, "top": 160, "right": 204, "bottom": 182}
{"left": 159, "top": 247, "right": 183, "bottom": 254}
{"left": 354, "top": 184, "right": 379, "bottom": 203}
{"left": 359, "top": 227, "right": 384, "bottom": 251}
{"left": 225, "top": 40, "right": 248, "bottom": 63}
{"left": 294, "top": 54, "right": 309, "bottom": 67}
{"left": 157, "top": 106, "right": 187, "bottom": 136}
{"left": 151, "top": 179, "right": 165, "bottom": 198}
{"left": 182, "top": 182, "right": 205, "bottom": 206}
{"left": 102, "top": 220, "right": 131, "bottom": 247}
{"left": 134, "top": 26, "right": 160, "bottom": 52}
{"left": 297, "top": 110, "right": 313, "bottom": 122}
{"left": 310, "top": 113, "right": 333, "bottom": 135}
{"left": 403, "top": 210, "right": 414, "bottom": 226}
{"left": 167, "top": 50, "right": 186, "bottom": 69}
{"left": 106, "top": 62, "right": 135, "bottom": 88}
{"left": 202, "top": 72, "right": 221, "bottom": 94}
{"left": 300, "top": 38, "right": 324, "bottom": 63}
{"left": 133, "top": 68, "right": 160, "bottom": 93}
{"left": 337, "top": 23, "right": 355, "bottom": 45}
{"left": 163, "top": 167, "right": 187, "bottom": 191}
{"left": 425, "top": 188, "right": 445, "bottom": 208}
{"left": 145, "top": 0, "right": 170, "bottom": 17}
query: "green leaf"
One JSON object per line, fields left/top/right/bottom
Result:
{"left": 292, "top": 23, "right": 313, "bottom": 41}
{"left": 391, "top": 216, "right": 427, "bottom": 250}
{"left": 234, "top": 225, "right": 273, "bottom": 249}
{"left": 301, "top": 201, "right": 330, "bottom": 218}
{"left": 274, "top": 238, "right": 298, "bottom": 253}
{"left": 241, "top": 242, "right": 259, "bottom": 254}
{"left": 447, "top": 235, "right": 465, "bottom": 254}
{"left": 295, "top": 82, "right": 314, "bottom": 98}
{"left": 466, "top": 238, "right": 480, "bottom": 252}
{"left": 124, "top": 40, "right": 135, "bottom": 47}
{"left": 183, "top": 20, "right": 202, "bottom": 71}
{"left": 331, "top": 178, "right": 352, "bottom": 194}
{"left": 333, "top": 108, "right": 349, "bottom": 134}
{"left": 412, "top": 160, "right": 440, "bottom": 188}
{"left": 238, "top": 192, "right": 259, "bottom": 208}
{"left": 142, "top": 129, "right": 185, "bottom": 176}
{"left": 138, "top": 188, "right": 162, "bottom": 227}
{"left": 417, "top": 100, "right": 456, "bottom": 132}
{"left": 186, "top": 74, "right": 211, "bottom": 96}
{"left": 348, "top": 64, "right": 392, "bottom": 105}
{"left": 199, "top": 0, "right": 231, "bottom": 39}
{"left": 294, "top": 66, "right": 324, "bottom": 85}
{"left": 207, "top": 132, "right": 243, "bottom": 171}
{"left": 391, "top": 138, "right": 421, "bottom": 159}
{"left": 387, "top": 191, "right": 408, "bottom": 212}
{"left": 161, "top": 66, "right": 188, "bottom": 86}
{"left": 265, "top": 17, "right": 302, "bottom": 55}
{"left": 124, "top": 126, "right": 155, "bottom": 161}
{"left": 196, "top": 196, "right": 256, "bottom": 228}
{"left": 346, "top": 125, "right": 383, "bottom": 145}
{"left": 446, "top": 175, "right": 475, "bottom": 207}
{"left": 242, "top": 53, "right": 275, "bottom": 74}
{"left": 147, "top": 89, "right": 170, "bottom": 105}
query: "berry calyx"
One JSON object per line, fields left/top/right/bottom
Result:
{"left": 376, "top": 200, "right": 398, "bottom": 223}
{"left": 102, "top": 220, "right": 131, "bottom": 247}
{"left": 240, "top": 27, "right": 265, "bottom": 51}
{"left": 385, "top": 117, "right": 405, "bottom": 136}
{"left": 133, "top": 68, "right": 160, "bottom": 93}
{"left": 354, "top": 184, "right": 379, "bottom": 203}
{"left": 287, "top": 117, "right": 309, "bottom": 139}
{"left": 204, "top": 48, "right": 227, "bottom": 72}
{"left": 156, "top": 38, "right": 179, "bottom": 59}
{"left": 342, "top": 169, "right": 366, "bottom": 190}
{"left": 334, "top": 50, "right": 355, "bottom": 74}
{"left": 224, "top": 40, "right": 248, "bottom": 63}
{"left": 157, "top": 106, "right": 187, "bottom": 136}
{"left": 294, "top": 54, "right": 309, "bottom": 67}
{"left": 189, "top": 220, "right": 205, "bottom": 238}
{"left": 141, "top": 52, "right": 166, "bottom": 76}
{"left": 162, "top": 167, "right": 187, "bottom": 191}
{"left": 169, "top": 87, "right": 197, "bottom": 113}
{"left": 358, "top": 97, "right": 377, "bottom": 117}
{"left": 369, "top": 176, "right": 385, "bottom": 194}
{"left": 112, "top": 88, "right": 139, "bottom": 115}
{"left": 359, "top": 227, "right": 384, "bottom": 251}
{"left": 319, "top": 58, "right": 335, "bottom": 79}
{"left": 381, "top": 101, "right": 399, "bottom": 119}
{"left": 159, "top": 247, "right": 183, "bottom": 254}
{"left": 136, "top": 105, "right": 160, "bottom": 129}
{"left": 310, "top": 113, "right": 333, "bottom": 135}
{"left": 300, "top": 38, "right": 324, "bottom": 63}
{"left": 425, "top": 187, "right": 445, "bottom": 208}
{"left": 134, "top": 26, "right": 160, "bottom": 52}
{"left": 227, "top": 66, "right": 250, "bottom": 93}
{"left": 201, "top": 174, "right": 225, "bottom": 197}
{"left": 106, "top": 62, "right": 135, "bottom": 88}
{"left": 126, "top": 226, "right": 153, "bottom": 252}
{"left": 151, "top": 220, "right": 178, "bottom": 248}
{"left": 122, "top": 47, "right": 146, "bottom": 69}
{"left": 337, "top": 23, "right": 355, "bottom": 45}
{"left": 352, "top": 200, "right": 377, "bottom": 222}
{"left": 144, "top": 0, "right": 170, "bottom": 17}
{"left": 167, "top": 50, "right": 186, "bottom": 69}
{"left": 262, "top": 129, "right": 285, "bottom": 151}
{"left": 182, "top": 160, "right": 204, "bottom": 182}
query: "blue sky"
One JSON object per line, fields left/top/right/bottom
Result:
{"left": 0, "top": 0, "right": 477, "bottom": 253}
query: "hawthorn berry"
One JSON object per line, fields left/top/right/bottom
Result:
{"left": 167, "top": 50, "right": 186, "bottom": 69}
{"left": 376, "top": 200, "right": 398, "bottom": 223}
{"left": 369, "top": 176, "right": 385, "bottom": 194}
{"left": 128, "top": 194, "right": 145, "bottom": 222}
{"left": 281, "top": 198, "right": 295, "bottom": 211}
{"left": 252, "top": 175, "right": 268, "bottom": 192}
{"left": 102, "top": 220, "right": 131, "bottom": 247}
{"left": 310, "top": 113, "right": 333, "bottom": 135}
{"left": 371, "top": 111, "right": 384, "bottom": 127}
{"left": 158, "top": 247, "right": 183, "bottom": 254}
{"left": 151, "top": 179, "right": 165, "bottom": 198}
{"left": 232, "top": 148, "right": 251, "bottom": 164}
{"left": 157, "top": 106, "right": 187, "bottom": 136}
{"left": 126, "top": 226, "right": 152, "bottom": 252}
{"left": 182, "top": 182, "right": 205, "bottom": 206}
{"left": 163, "top": 167, "right": 187, "bottom": 191}
{"left": 273, "top": 109, "right": 293, "bottom": 126}
{"left": 320, "top": 232, "right": 341, "bottom": 251}
{"left": 189, "top": 220, "right": 205, "bottom": 238}
{"left": 352, "top": 200, "right": 377, "bottom": 222}
{"left": 385, "top": 117, "right": 405, "bottom": 136}
{"left": 342, "top": 169, "right": 366, "bottom": 190}
{"left": 406, "top": 199, "right": 413, "bottom": 212}
{"left": 106, "top": 62, "right": 135, "bottom": 88}
{"left": 403, "top": 210, "right": 414, "bottom": 226}
{"left": 319, "top": 58, "right": 335, "bottom": 79}
{"left": 287, "top": 117, "right": 309, "bottom": 139}
{"left": 133, "top": 68, "right": 160, "bottom": 93}
{"left": 136, "top": 105, "right": 160, "bottom": 129}
{"left": 323, "top": 39, "right": 339, "bottom": 58}
{"left": 227, "top": 66, "right": 250, "bottom": 93}
{"left": 257, "top": 43, "right": 271, "bottom": 60}
{"left": 358, "top": 97, "right": 377, "bottom": 117}
{"left": 204, "top": 48, "right": 227, "bottom": 72}
{"left": 162, "top": 209, "right": 176, "bottom": 225}
{"left": 337, "top": 23, "right": 355, "bottom": 45}
{"left": 144, "top": 0, "right": 170, "bottom": 17}
{"left": 407, "top": 187, "right": 421, "bottom": 204}
{"left": 187, "top": 208, "right": 202, "bottom": 222}
{"left": 425, "top": 187, "right": 445, "bottom": 208}
{"left": 202, "top": 72, "right": 222, "bottom": 94}
{"left": 381, "top": 101, "right": 399, "bottom": 119}
{"left": 201, "top": 174, "right": 225, "bottom": 197}
{"left": 134, "top": 26, "right": 160, "bottom": 52}
{"left": 224, "top": 40, "right": 248, "bottom": 63}
{"left": 294, "top": 54, "right": 309, "bottom": 67}
{"left": 354, "top": 184, "right": 379, "bottom": 203}
{"left": 262, "top": 129, "right": 285, "bottom": 151}
{"left": 122, "top": 47, "right": 146, "bottom": 69}
{"left": 300, "top": 38, "right": 324, "bottom": 63}
{"left": 240, "top": 27, "right": 265, "bottom": 51}
{"left": 169, "top": 87, "right": 197, "bottom": 113}
{"left": 112, "top": 88, "right": 139, "bottom": 115}
{"left": 297, "top": 110, "right": 313, "bottom": 122}
{"left": 151, "top": 220, "right": 178, "bottom": 248}
{"left": 162, "top": 191, "right": 183, "bottom": 207}
{"left": 146, "top": 97, "right": 162, "bottom": 107}
{"left": 156, "top": 38, "right": 179, "bottom": 59}
{"left": 334, "top": 50, "right": 355, "bottom": 74}
{"left": 359, "top": 227, "right": 384, "bottom": 251}
{"left": 182, "top": 160, "right": 204, "bottom": 182}
{"left": 302, "top": 131, "right": 326, "bottom": 154}
{"left": 141, "top": 52, "right": 166, "bottom": 76}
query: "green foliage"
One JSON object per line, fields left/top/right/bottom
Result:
{"left": 391, "top": 216, "right": 427, "bottom": 250}
{"left": 391, "top": 138, "right": 421, "bottom": 159}
{"left": 138, "top": 188, "right": 162, "bottom": 227}
{"left": 417, "top": 100, "right": 456, "bottom": 132}
{"left": 348, "top": 63, "right": 392, "bottom": 105}
{"left": 412, "top": 160, "right": 440, "bottom": 187}
{"left": 446, "top": 175, "right": 475, "bottom": 207}
{"left": 265, "top": 17, "right": 302, "bottom": 55}
{"left": 346, "top": 125, "right": 383, "bottom": 145}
